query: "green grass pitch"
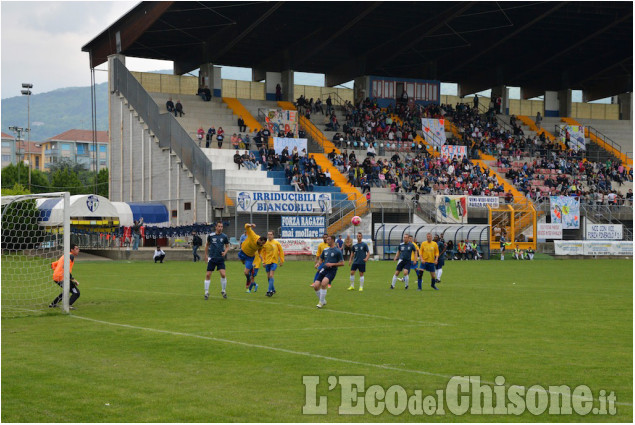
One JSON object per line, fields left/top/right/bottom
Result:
{"left": 2, "top": 258, "right": 632, "bottom": 422}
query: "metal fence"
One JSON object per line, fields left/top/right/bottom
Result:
{"left": 112, "top": 58, "right": 224, "bottom": 208}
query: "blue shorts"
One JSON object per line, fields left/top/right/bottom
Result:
{"left": 436, "top": 259, "right": 445, "bottom": 269}
{"left": 422, "top": 262, "right": 436, "bottom": 273}
{"left": 395, "top": 259, "right": 411, "bottom": 272}
{"left": 411, "top": 261, "right": 420, "bottom": 270}
{"left": 313, "top": 262, "right": 323, "bottom": 281}
{"left": 351, "top": 263, "right": 366, "bottom": 273}
{"left": 238, "top": 250, "right": 255, "bottom": 270}
{"left": 265, "top": 263, "right": 278, "bottom": 273}
{"left": 316, "top": 267, "right": 337, "bottom": 284}
{"left": 207, "top": 259, "right": 225, "bottom": 272}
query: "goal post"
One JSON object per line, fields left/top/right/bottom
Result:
{"left": 1, "top": 192, "right": 71, "bottom": 317}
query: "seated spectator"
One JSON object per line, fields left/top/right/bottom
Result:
{"left": 197, "top": 86, "right": 211, "bottom": 101}
{"left": 302, "top": 172, "right": 314, "bottom": 192}
{"left": 197, "top": 126, "right": 204, "bottom": 145}
{"left": 243, "top": 134, "right": 251, "bottom": 150}
{"left": 216, "top": 127, "right": 225, "bottom": 148}
{"left": 291, "top": 174, "right": 303, "bottom": 191}
{"left": 367, "top": 143, "right": 376, "bottom": 157}
{"left": 154, "top": 246, "right": 166, "bottom": 263}
{"left": 234, "top": 150, "right": 244, "bottom": 169}
{"left": 175, "top": 99, "right": 184, "bottom": 117}
{"left": 238, "top": 116, "right": 247, "bottom": 133}
{"left": 166, "top": 97, "right": 175, "bottom": 113}
{"left": 242, "top": 151, "right": 257, "bottom": 170}
{"left": 231, "top": 134, "right": 239, "bottom": 149}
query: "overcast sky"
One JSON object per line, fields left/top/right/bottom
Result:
{"left": 2, "top": 1, "right": 597, "bottom": 102}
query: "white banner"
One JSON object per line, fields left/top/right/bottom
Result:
{"left": 585, "top": 224, "right": 623, "bottom": 240}
{"left": 421, "top": 118, "right": 447, "bottom": 147}
{"left": 467, "top": 196, "right": 499, "bottom": 208}
{"left": 440, "top": 145, "right": 467, "bottom": 160}
{"left": 273, "top": 137, "right": 307, "bottom": 155}
{"left": 538, "top": 223, "right": 563, "bottom": 240}
{"left": 554, "top": 241, "right": 633, "bottom": 256}
{"left": 278, "top": 238, "right": 374, "bottom": 256}
{"left": 236, "top": 191, "right": 332, "bottom": 213}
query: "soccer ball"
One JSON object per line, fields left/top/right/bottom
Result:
{"left": 351, "top": 216, "right": 362, "bottom": 226}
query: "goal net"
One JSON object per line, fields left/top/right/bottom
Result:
{"left": 1, "top": 192, "right": 71, "bottom": 318}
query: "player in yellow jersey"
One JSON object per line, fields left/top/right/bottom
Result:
{"left": 238, "top": 223, "right": 267, "bottom": 292}
{"left": 418, "top": 232, "right": 440, "bottom": 291}
{"left": 263, "top": 231, "right": 285, "bottom": 297}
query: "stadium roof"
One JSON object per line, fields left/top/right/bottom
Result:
{"left": 82, "top": 1, "right": 633, "bottom": 100}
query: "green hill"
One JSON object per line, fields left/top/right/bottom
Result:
{"left": 1, "top": 83, "right": 109, "bottom": 142}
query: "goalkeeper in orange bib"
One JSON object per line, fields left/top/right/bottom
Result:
{"left": 49, "top": 244, "right": 81, "bottom": 309}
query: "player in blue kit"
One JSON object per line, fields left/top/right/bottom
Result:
{"left": 348, "top": 232, "right": 370, "bottom": 291}
{"left": 311, "top": 235, "right": 344, "bottom": 308}
{"left": 203, "top": 221, "right": 230, "bottom": 300}
{"left": 390, "top": 233, "right": 417, "bottom": 290}
{"left": 434, "top": 234, "right": 446, "bottom": 284}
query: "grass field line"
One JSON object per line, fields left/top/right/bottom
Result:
{"left": 199, "top": 323, "right": 427, "bottom": 335}
{"left": 69, "top": 314, "right": 633, "bottom": 407}
{"left": 92, "top": 286, "right": 451, "bottom": 327}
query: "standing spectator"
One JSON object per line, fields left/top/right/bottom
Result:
{"left": 276, "top": 83, "right": 282, "bottom": 101}
{"left": 336, "top": 235, "right": 344, "bottom": 250}
{"left": 473, "top": 94, "right": 479, "bottom": 110}
{"left": 192, "top": 232, "right": 202, "bottom": 262}
{"left": 366, "top": 191, "right": 371, "bottom": 207}
{"left": 216, "top": 127, "right": 225, "bottom": 148}
{"left": 535, "top": 111, "right": 542, "bottom": 129}
{"left": 238, "top": 116, "right": 247, "bottom": 133}
{"left": 262, "top": 126, "right": 271, "bottom": 147}
{"left": 326, "top": 95, "right": 333, "bottom": 115}
{"left": 175, "top": 99, "right": 184, "bottom": 117}
{"left": 197, "top": 126, "right": 205, "bottom": 146}
{"left": 166, "top": 97, "right": 175, "bottom": 113}
{"left": 206, "top": 126, "right": 215, "bottom": 148}
{"left": 343, "top": 234, "right": 354, "bottom": 260}
{"left": 132, "top": 218, "right": 143, "bottom": 250}
{"left": 49, "top": 244, "right": 81, "bottom": 309}
{"left": 154, "top": 246, "right": 166, "bottom": 263}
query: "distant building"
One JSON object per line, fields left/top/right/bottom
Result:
{"left": 42, "top": 129, "right": 109, "bottom": 171}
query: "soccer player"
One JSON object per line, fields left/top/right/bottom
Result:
{"left": 247, "top": 252, "right": 263, "bottom": 293}
{"left": 204, "top": 221, "right": 230, "bottom": 300}
{"left": 500, "top": 231, "right": 507, "bottom": 260}
{"left": 348, "top": 232, "right": 370, "bottom": 291}
{"left": 49, "top": 243, "right": 81, "bottom": 309}
{"left": 434, "top": 234, "right": 446, "bottom": 284}
{"left": 263, "top": 231, "right": 285, "bottom": 297}
{"left": 419, "top": 232, "right": 440, "bottom": 290}
{"left": 238, "top": 223, "right": 267, "bottom": 292}
{"left": 313, "top": 233, "right": 330, "bottom": 287}
{"left": 390, "top": 233, "right": 417, "bottom": 290}
{"left": 311, "top": 235, "right": 344, "bottom": 308}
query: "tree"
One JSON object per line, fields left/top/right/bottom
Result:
{"left": 90, "top": 168, "right": 109, "bottom": 197}
{"left": 49, "top": 167, "right": 85, "bottom": 195}
{"left": 1, "top": 163, "right": 50, "bottom": 193}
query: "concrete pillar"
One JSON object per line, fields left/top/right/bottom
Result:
{"left": 199, "top": 64, "right": 221, "bottom": 98}
{"left": 492, "top": 85, "right": 509, "bottom": 115}
{"left": 354, "top": 76, "right": 370, "bottom": 106}
{"left": 558, "top": 89, "right": 572, "bottom": 118}
{"left": 544, "top": 91, "right": 559, "bottom": 117}
{"left": 617, "top": 92, "right": 632, "bottom": 121}
{"left": 281, "top": 70, "right": 294, "bottom": 102}
{"left": 264, "top": 72, "right": 282, "bottom": 101}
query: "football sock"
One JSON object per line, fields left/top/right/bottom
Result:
{"left": 320, "top": 289, "right": 327, "bottom": 304}
{"left": 437, "top": 269, "right": 443, "bottom": 280}
{"left": 350, "top": 275, "right": 355, "bottom": 287}
{"left": 245, "top": 273, "right": 251, "bottom": 288}
{"left": 404, "top": 275, "right": 409, "bottom": 287}
{"left": 268, "top": 277, "right": 274, "bottom": 292}
{"left": 416, "top": 270, "right": 423, "bottom": 288}
{"left": 359, "top": 276, "right": 364, "bottom": 288}
{"left": 391, "top": 275, "right": 397, "bottom": 287}
{"left": 315, "top": 287, "right": 320, "bottom": 299}
{"left": 431, "top": 277, "right": 437, "bottom": 288}
{"left": 221, "top": 278, "right": 227, "bottom": 292}
{"left": 204, "top": 280, "right": 210, "bottom": 292}
{"left": 249, "top": 281, "right": 256, "bottom": 291}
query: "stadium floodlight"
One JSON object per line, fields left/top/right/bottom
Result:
{"left": 21, "top": 83, "right": 33, "bottom": 190}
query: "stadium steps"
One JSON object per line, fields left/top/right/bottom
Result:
{"left": 295, "top": 116, "right": 368, "bottom": 234}
{"left": 516, "top": 115, "right": 565, "bottom": 150}
{"left": 561, "top": 117, "right": 632, "bottom": 166}
{"left": 221, "top": 98, "right": 263, "bottom": 134}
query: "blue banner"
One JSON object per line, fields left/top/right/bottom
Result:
{"left": 281, "top": 215, "right": 326, "bottom": 238}
{"left": 236, "top": 191, "right": 332, "bottom": 214}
